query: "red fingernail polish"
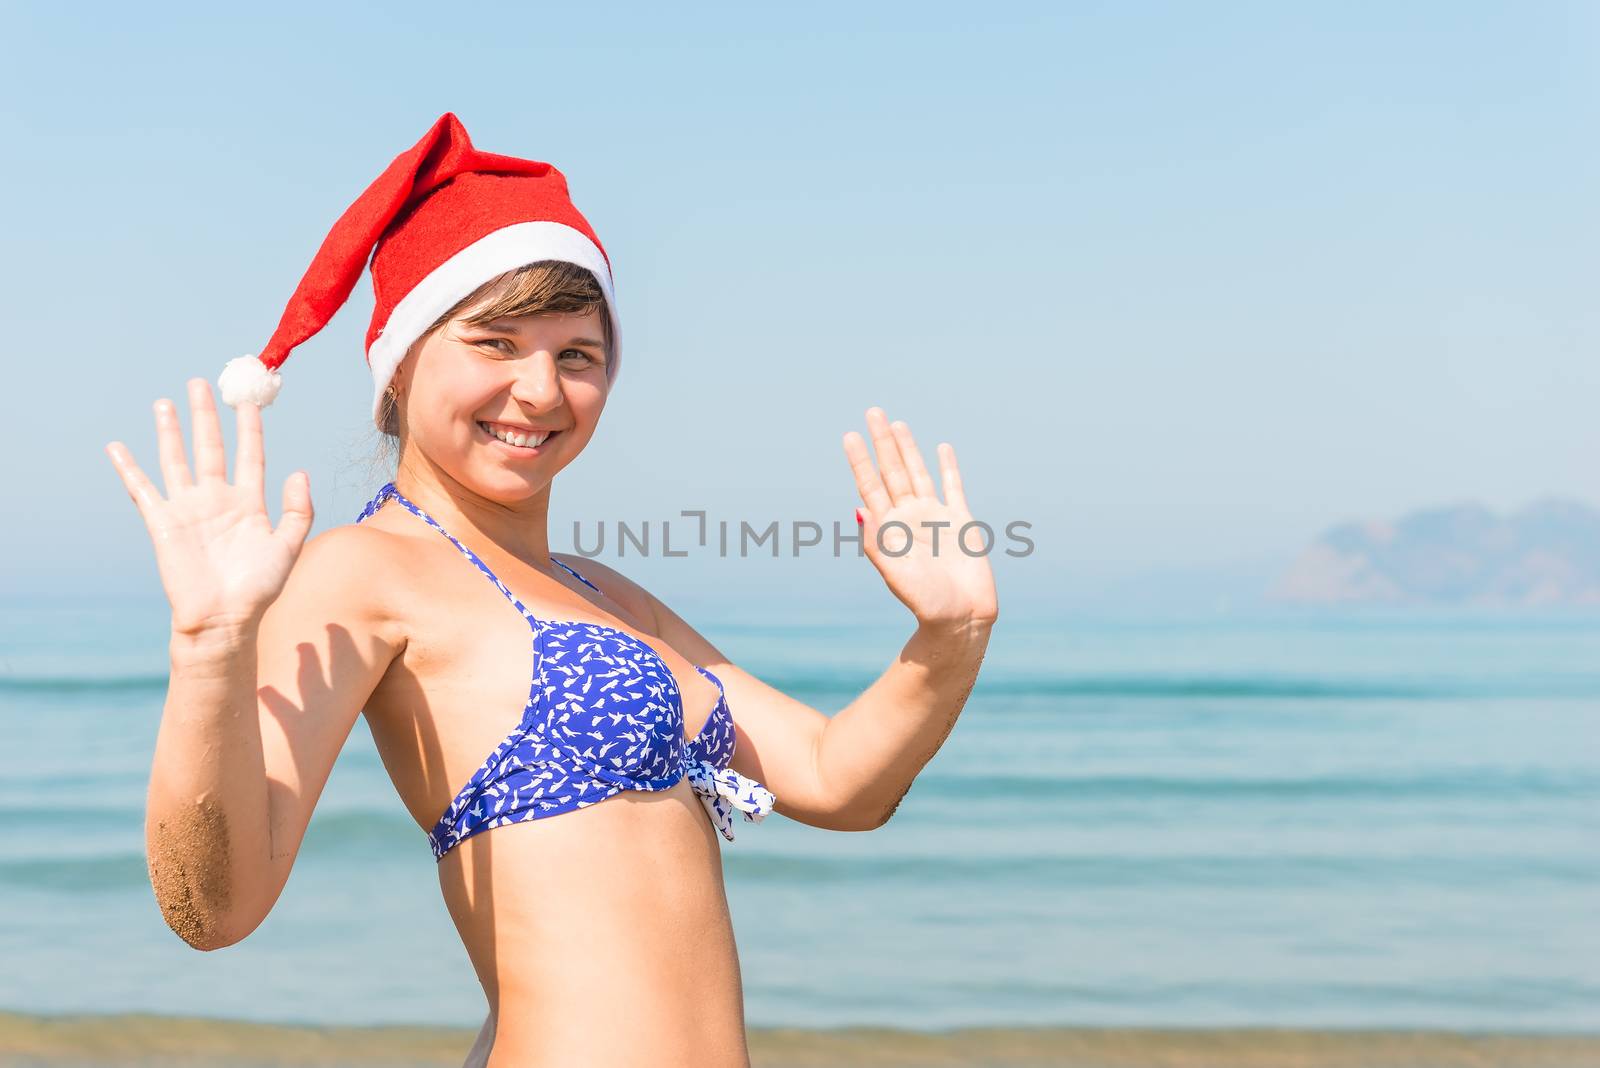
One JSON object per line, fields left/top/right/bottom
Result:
{"left": 855, "top": 509, "right": 864, "bottom": 525}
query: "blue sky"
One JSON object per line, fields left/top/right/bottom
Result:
{"left": 3, "top": 2, "right": 1596, "bottom": 619}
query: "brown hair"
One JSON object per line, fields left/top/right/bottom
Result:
{"left": 375, "top": 259, "right": 613, "bottom": 449}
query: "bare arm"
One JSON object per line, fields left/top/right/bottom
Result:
{"left": 148, "top": 623, "right": 272, "bottom": 950}
{"left": 109, "top": 378, "right": 399, "bottom": 949}
{"left": 593, "top": 406, "right": 999, "bottom": 832}
{"left": 809, "top": 410, "right": 999, "bottom": 827}
{"left": 806, "top": 618, "right": 991, "bottom": 829}
{"left": 644, "top": 594, "right": 992, "bottom": 831}
{"left": 146, "top": 527, "right": 401, "bottom": 949}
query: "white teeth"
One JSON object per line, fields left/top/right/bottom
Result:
{"left": 479, "top": 422, "right": 551, "bottom": 448}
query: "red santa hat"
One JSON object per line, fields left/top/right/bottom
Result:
{"left": 217, "top": 112, "right": 620, "bottom": 428}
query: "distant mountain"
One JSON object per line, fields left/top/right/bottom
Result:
{"left": 1270, "top": 498, "right": 1600, "bottom": 606}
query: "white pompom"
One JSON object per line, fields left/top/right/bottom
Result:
{"left": 218, "top": 354, "right": 283, "bottom": 409}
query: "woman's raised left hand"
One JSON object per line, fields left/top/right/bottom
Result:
{"left": 843, "top": 407, "right": 999, "bottom": 629}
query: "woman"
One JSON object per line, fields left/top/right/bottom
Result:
{"left": 104, "top": 114, "right": 997, "bottom": 1067}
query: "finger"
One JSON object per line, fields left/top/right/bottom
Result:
{"left": 234, "top": 398, "right": 265, "bottom": 500}
{"left": 105, "top": 441, "right": 162, "bottom": 520}
{"left": 153, "top": 397, "right": 193, "bottom": 494}
{"left": 273, "top": 471, "right": 315, "bottom": 554}
{"left": 889, "top": 420, "right": 937, "bottom": 498}
{"left": 842, "top": 431, "right": 893, "bottom": 517}
{"left": 938, "top": 442, "right": 969, "bottom": 514}
{"left": 865, "top": 407, "right": 913, "bottom": 504}
{"left": 189, "top": 378, "right": 227, "bottom": 483}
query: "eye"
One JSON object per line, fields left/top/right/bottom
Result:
{"left": 470, "top": 337, "right": 596, "bottom": 364}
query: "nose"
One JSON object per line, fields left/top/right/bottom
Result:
{"left": 506, "top": 349, "right": 565, "bottom": 410}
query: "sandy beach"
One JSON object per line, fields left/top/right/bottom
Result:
{"left": 0, "top": 1011, "right": 1596, "bottom": 1068}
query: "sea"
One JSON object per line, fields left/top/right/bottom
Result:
{"left": 0, "top": 594, "right": 1595, "bottom": 1035}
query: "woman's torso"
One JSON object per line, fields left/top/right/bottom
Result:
{"left": 350, "top": 489, "right": 752, "bottom": 1065}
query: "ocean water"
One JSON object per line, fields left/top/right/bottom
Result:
{"left": 0, "top": 595, "right": 1595, "bottom": 1034}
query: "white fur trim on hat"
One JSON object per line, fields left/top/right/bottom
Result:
{"left": 365, "top": 220, "right": 621, "bottom": 429}
{"left": 218, "top": 354, "right": 284, "bottom": 409}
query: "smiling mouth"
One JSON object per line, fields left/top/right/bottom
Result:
{"left": 477, "top": 421, "right": 560, "bottom": 450}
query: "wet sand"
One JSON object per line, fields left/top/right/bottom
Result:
{"left": 0, "top": 1010, "right": 1596, "bottom": 1067}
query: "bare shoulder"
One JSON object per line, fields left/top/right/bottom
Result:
{"left": 295, "top": 520, "right": 406, "bottom": 586}
{"left": 551, "top": 553, "right": 664, "bottom": 634}
{"left": 276, "top": 520, "right": 412, "bottom": 652}
{"left": 554, "top": 554, "right": 727, "bottom": 665}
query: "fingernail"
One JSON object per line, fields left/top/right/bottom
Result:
{"left": 855, "top": 508, "right": 864, "bottom": 525}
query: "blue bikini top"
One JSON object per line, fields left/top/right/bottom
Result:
{"left": 355, "top": 481, "right": 775, "bottom": 860}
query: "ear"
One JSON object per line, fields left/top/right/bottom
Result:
{"left": 396, "top": 341, "right": 423, "bottom": 384}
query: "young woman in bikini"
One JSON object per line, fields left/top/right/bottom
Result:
{"left": 103, "top": 114, "right": 997, "bottom": 1067}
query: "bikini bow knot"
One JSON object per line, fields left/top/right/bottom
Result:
{"left": 687, "top": 760, "right": 776, "bottom": 842}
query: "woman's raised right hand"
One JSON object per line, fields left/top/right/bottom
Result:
{"left": 105, "top": 376, "right": 315, "bottom": 638}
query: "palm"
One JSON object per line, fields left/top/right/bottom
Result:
{"left": 843, "top": 408, "right": 999, "bottom": 627}
{"left": 105, "top": 377, "right": 314, "bottom": 636}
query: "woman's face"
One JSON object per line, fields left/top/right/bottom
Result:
{"left": 395, "top": 306, "right": 609, "bottom": 497}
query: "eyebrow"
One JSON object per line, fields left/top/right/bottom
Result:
{"left": 472, "top": 319, "right": 604, "bottom": 349}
